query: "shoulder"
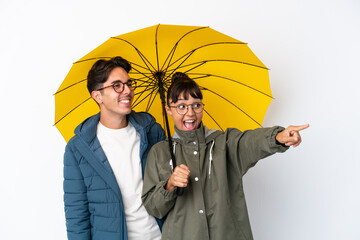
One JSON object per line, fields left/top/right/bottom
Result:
{"left": 129, "top": 111, "right": 156, "bottom": 126}
{"left": 147, "top": 140, "right": 171, "bottom": 163}
{"left": 148, "top": 139, "right": 170, "bottom": 156}
{"left": 130, "top": 111, "right": 166, "bottom": 142}
{"left": 65, "top": 135, "right": 78, "bottom": 152}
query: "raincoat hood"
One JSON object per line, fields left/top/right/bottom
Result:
{"left": 172, "top": 122, "right": 221, "bottom": 144}
{"left": 74, "top": 111, "right": 157, "bottom": 144}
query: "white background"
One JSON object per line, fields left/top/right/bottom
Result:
{"left": 1, "top": 0, "right": 359, "bottom": 239}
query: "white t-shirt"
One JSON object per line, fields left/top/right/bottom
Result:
{"left": 97, "top": 121, "right": 161, "bottom": 240}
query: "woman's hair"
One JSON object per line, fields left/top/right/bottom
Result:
{"left": 87, "top": 56, "right": 131, "bottom": 94}
{"left": 167, "top": 72, "right": 203, "bottom": 105}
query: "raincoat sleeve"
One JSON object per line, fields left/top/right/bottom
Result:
{"left": 142, "top": 145, "right": 177, "bottom": 219}
{"left": 63, "top": 142, "right": 91, "bottom": 240}
{"left": 226, "top": 126, "right": 289, "bottom": 176}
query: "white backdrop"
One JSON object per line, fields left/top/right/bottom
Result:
{"left": 1, "top": 0, "right": 359, "bottom": 239}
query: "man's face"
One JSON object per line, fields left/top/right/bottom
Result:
{"left": 94, "top": 67, "right": 134, "bottom": 120}
{"left": 166, "top": 92, "right": 203, "bottom": 131}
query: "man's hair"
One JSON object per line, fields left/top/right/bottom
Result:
{"left": 87, "top": 56, "right": 131, "bottom": 94}
{"left": 167, "top": 72, "right": 203, "bottom": 105}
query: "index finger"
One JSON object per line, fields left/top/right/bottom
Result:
{"left": 290, "top": 124, "right": 310, "bottom": 132}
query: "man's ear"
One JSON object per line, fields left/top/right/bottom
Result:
{"left": 91, "top": 90, "right": 103, "bottom": 105}
{"left": 165, "top": 106, "right": 173, "bottom": 116}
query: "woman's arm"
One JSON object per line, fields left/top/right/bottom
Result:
{"left": 142, "top": 146, "right": 178, "bottom": 219}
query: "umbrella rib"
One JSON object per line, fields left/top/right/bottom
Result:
{"left": 161, "top": 50, "right": 197, "bottom": 85}
{"left": 160, "top": 26, "right": 209, "bottom": 72}
{"left": 111, "top": 37, "right": 157, "bottom": 72}
{"left": 171, "top": 59, "right": 269, "bottom": 72}
{"left": 129, "top": 61, "right": 155, "bottom": 72}
{"left": 132, "top": 84, "right": 156, "bottom": 106}
{"left": 203, "top": 108, "right": 224, "bottom": 131}
{"left": 190, "top": 73, "right": 273, "bottom": 99}
{"left": 130, "top": 64, "right": 159, "bottom": 83}
{"left": 145, "top": 88, "right": 158, "bottom": 112}
{"left": 72, "top": 57, "right": 154, "bottom": 77}
{"left": 155, "top": 24, "right": 160, "bottom": 72}
{"left": 54, "top": 79, "right": 87, "bottom": 94}
{"left": 202, "top": 87, "right": 263, "bottom": 127}
{"left": 168, "top": 42, "right": 248, "bottom": 68}
{"left": 54, "top": 97, "right": 92, "bottom": 125}
{"left": 132, "top": 87, "right": 158, "bottom": 109}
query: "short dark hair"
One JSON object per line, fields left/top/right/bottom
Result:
{"left": 87, "top": 56, "right": 131, "bottom": 94}
{"left": 167, "top": 72, "right": 203, "bottom": 105}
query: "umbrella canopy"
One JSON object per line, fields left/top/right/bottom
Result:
{"left": 55, "top": 24, "right": 272, "bottom": 142}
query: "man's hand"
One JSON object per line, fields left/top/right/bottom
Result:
{"left": 276, "top": 124, "right": 309, "bottom": 147}
{"left": 166, "top": 164, "right": 190, "bottom": 191}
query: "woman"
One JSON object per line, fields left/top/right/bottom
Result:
{"left": 142, "top": 72, "right": 309, "bottom": 240}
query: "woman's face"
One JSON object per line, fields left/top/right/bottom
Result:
{"left": 166, "top": 92, "right": 203, "bottom": 131}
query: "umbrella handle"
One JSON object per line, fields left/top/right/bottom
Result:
{"left": 159, "top": 83, "right": 185, "bottom": 196}
{"left": 176, "top": 187, "right": 184, "bottom": 196}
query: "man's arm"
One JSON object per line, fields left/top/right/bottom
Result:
{"left": 63, "top": 143, "right": 91, "bottom": 240}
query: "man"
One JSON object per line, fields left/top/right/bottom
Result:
{"left": 63, "top": 56, "right": 165, "bottom": 240}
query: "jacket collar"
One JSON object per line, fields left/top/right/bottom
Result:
{"left": 172, "top": 122, "right": 220, "bottom": 144}
{"left": 74, "top": 111, "right": 153, "bottom": 144}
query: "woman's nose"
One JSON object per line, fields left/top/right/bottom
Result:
{"left": 186, "top": 105, "right": 195, "bottom": 115}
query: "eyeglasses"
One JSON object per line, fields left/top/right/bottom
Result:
{"left": 168, "top": 103, "right": 204, "bottom": 115}
{"left": 96, "top": 79, "right": 137, "bottom": 93}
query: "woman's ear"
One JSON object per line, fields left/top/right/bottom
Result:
{"left": 91, "top": 90, "right": 103, "bottom": 105}
{"left": 165, "top": 106, "right": 173, "bottom": 116}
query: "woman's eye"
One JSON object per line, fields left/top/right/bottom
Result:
{"left": 193, "top": 103, "right": 201, "bottom": 108}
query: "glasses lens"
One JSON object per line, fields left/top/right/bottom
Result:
{"left": 193, "top": 103, "right": 203, "bottom": 113}
{"left": 176, "top": 104, "right": 187, "bottom": 115}
{"left": 130, "top": 79, "right": 136, "bottom": 90}
{"left": 113, "top": 82, "right": 124, "bottom": 93}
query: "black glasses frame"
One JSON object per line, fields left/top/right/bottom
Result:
{"left": 96, "top": 79, "right": 137, "bottom": 93}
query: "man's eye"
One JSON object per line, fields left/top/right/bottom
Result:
{"left": 113, "top": 83, "right": 122, "bottom": 88}
{"left": 177, "top": 105, "right": 186, "bottom": 110}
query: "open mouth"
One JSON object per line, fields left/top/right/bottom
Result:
{"left": 183, "top": 120, "right": 196, "bottom": 130}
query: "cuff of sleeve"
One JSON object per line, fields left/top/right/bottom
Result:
{"left": 269, "top": 126, "right": 290, "bottom": 152}
{"left": 157, "top": 180, "right": 177, "bottom": 201}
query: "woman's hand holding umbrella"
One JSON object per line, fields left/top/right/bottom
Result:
{"left": 276, "top": 124, "right": 310, "bottom": 147}
{"left": 166, "top": 164, "right": 191, "bottom": 191}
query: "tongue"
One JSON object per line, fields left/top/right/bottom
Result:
{"left": 184, "top": 121, "right": 195, "bottom": 130}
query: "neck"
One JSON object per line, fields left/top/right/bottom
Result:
{"left": 99, "top": 112, "right": 128, "bottom": 129}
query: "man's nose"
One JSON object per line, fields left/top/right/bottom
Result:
{"left": 122, "top": 83, "right": 132, "bottom": 94}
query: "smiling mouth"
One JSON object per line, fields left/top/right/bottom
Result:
{"left": 118, "top": 98, "right": 132, "bottom": 107}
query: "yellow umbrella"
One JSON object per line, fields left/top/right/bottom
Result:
{"left": 55, "top": 24, "right": 272, "bottom": 142}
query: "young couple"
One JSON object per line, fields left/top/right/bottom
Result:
{"left": 63, "top": 56, "right": 308, "bottom": 240}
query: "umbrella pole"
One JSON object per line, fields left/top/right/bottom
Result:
{"left": 158, "top": 79, "right": 184, "bottom": 196}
